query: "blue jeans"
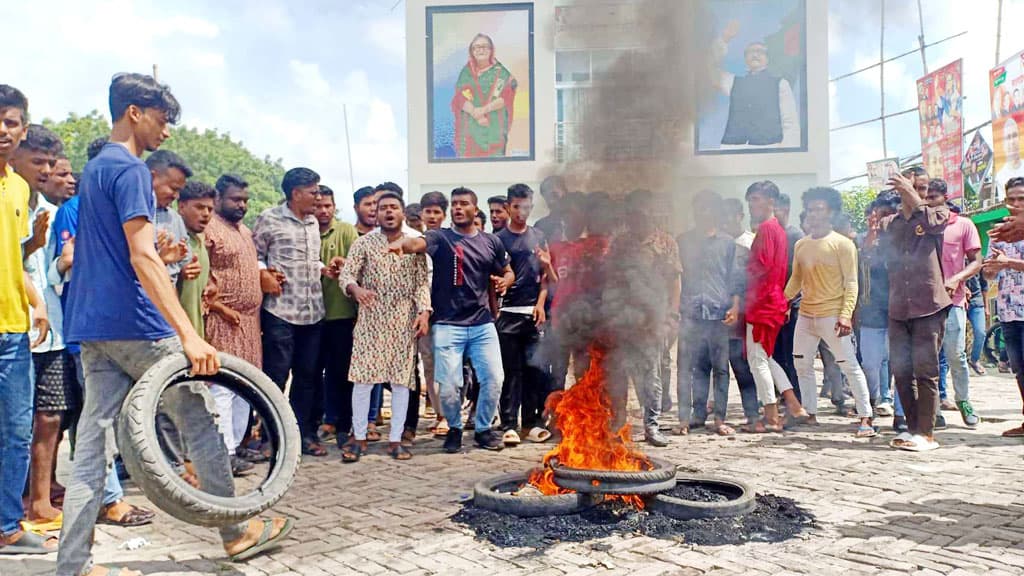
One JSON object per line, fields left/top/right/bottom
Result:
{"left": 968, "top": 305, "right": 986, "bottom": 364}
{"left": 677, "top": 319, "right": 730, "bottom": 425}
{"left": 432, "top": 323, "right": 504, "bottom": 433}
{"left": 942, "top": 306, "right": 971, "bottom": 402}
{"left": 0, "top": 332, "right": 31, "bottom": 535}
{"left": 72, "top": 353, "right": 124, "bottom": 506}
{"left": 859, "top": 327, "right": 891, "bottom": 404}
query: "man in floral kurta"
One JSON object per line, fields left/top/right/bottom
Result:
{"left": 338, "top": 191, "right": 431, "bottom": 461}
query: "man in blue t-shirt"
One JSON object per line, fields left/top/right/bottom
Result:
{"left": 390, "top": 187, "right": 514, "bottom": 453}
{"left": 57, "top": 73, "right": 291, "bottom": 576}
{"left": 494, "top": 184, "right": 557, "bottom": 446}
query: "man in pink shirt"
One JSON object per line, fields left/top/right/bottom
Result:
{"left": 924, "top": 179, "right": 981, "bottom": 428}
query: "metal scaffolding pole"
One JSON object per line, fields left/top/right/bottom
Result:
{"left": 880, "top": 0, "right": 887, "bottom": 157}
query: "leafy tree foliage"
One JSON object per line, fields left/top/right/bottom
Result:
{"left": 840, "top": 185, "right": 874, "bottom": 233}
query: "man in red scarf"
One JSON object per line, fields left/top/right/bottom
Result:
{"left": 743, "top": 181, "right": 807, "bottom": 431}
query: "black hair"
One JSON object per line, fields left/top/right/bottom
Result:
{"left": 475, "top": 209, "right": 487, "bottom": 223}
{"left": 281, "top": 167, "right": 320, "bottom": 199}
{"left": 420, "top": 191, "right": 448, "bottom": 212}
{"left": 777, "top": 193, "right": 791, "bottom": 210}
{"left": 692, "top": 189, "right": 722, "bottom": 210}
{"left": 0, "top": 85, "right": 28, "bottom": 123}
{"left": 87, "top": 136, "right": 109, "bottom": 160}
{"left": 745, "top": 180, "right": 780, "bottom": 201}
{"left": 145, "top": 149, "right": 193, "bottom": 178}
{"left": 507, "top": 183, "right": 533, "bottom": 200}
{"left": 405, "top": 203, "right": 422, "bottom": 217}
{"left": 374, "top": 181, "right": 403, "bottom": 197}
{"left": 801, "top": 187, "right": 843, "bottom": 215}
{"left": 539, "top": 175, "right": 566, "bottom": 198}
{"left": 1007, "top": 176, "right": 1024, "bottom": 193}
{"left": 215, "top": 173, "right": 248, "bottom": 196}
{"left": 109, "top": 73, "right": 181, "bottom": 125}
{"left": 179, "top": 180, "right": 216, "bottom": 202}
{"left": 902, "top": 165, "right": 928, "bottom": 178}
{"left": 19, "top": 124, "right": 64, "bottom": 155}
{"left": 947, "top": 201, "right": 962, "bottom": 214}
{"left": 377, "top": 190, "right": 405, "bottom": 208}
{"left": 875, "top": 190, "right": 901, "bottom": 212}
{"left": 319, "top": 184, "right": 334, "bottom": 198}
{"left": 487, "top": 195, "right": 508, "bottom": 206}
{"left": 834, "top": 212, "right": 853, "bottom": 232}
{"left": 452, "top": 186, "right": 478, "bottom": 206}
{"left": 927, "top": 178, "right": 948, "bottom": 197}
{"left": 353, "top": 185, "right": 376, "bottom": 205}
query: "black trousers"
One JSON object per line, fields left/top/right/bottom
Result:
{"left": 317, "top": 318, "right": 355, "bottom": 442}
{"left": 497, "top": 313, "right": 547, "bottom": 431}
{"left": 261, "top": 310, "right": 323, "bottom": 441}
{"left": 773, "top": 306, "right": 800, "bottom": 402}
{"left": 405, "top": 353, "right": 422, "bottom": 433}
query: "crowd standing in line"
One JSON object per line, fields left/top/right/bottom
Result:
{"left": 1, "top": 74, "right": 1023, "bottom": 575}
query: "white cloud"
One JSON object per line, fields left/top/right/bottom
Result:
{"left": 366, "top": 17, "right": 407, "bottom": 62}
{"left": 289, "top": 60, "right": 333, "bottom": 100}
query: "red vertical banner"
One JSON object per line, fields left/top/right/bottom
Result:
{"left": 917, "top": 59, "right": 964, "bottom": 199}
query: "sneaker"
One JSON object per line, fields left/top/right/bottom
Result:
{"left": 957, "top": 400, "right": 980, "bottom": 429}
{"left": 892, "top": 415, "right": 908, "bottom": 433}
{"left": 443, "top": 428, "right": 463, "bottom": 453}
{"left": 231, "top": 456, "right": 254, "bottom": 477}
{"left": 968, "top": 360, "right": 987, "bottom": 376}
{"left": 644, "top": 427, "right": 669, "bottom": 447}
{"left": 875, "top": 402, "right": 894, "bottom": 417}
{"left": 474, "top": 430, "right": 504, "bottom": 451}
{"left": 934, "top": 413, "right": 948, "bottom": 430}
{"left": 940, "top": 399, "right": 957, "bottom": 411}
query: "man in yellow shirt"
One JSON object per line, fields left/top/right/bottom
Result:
{"left": 0, "top": 85, "right": 53, "bottom": 555}
{"left": 784, "top": 187, "right": 875, "bottom": 437}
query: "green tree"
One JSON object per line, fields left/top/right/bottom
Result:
{"left": 840, "top": 185, "right": 875, "bottom": 233}
{"left": 43, "top": 110, "right": 286, "bottom": 225}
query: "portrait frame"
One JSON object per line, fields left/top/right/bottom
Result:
{"left": 693, "top": 0, "right": 808, "bottom": 156}
{"left": 426, "top": 3, "right": 535, "bottom": 163}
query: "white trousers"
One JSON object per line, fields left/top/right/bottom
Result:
{"left": 353, "top": 384, "right": 409, "bottom": 443}
{"left": 746, "top": 324, "right": 793, "bottom": 406}
{"left": 211, "top": 385, "right": 250, "bottom": 452}
{"left": 792, "top": 315, "right": 873, "bottom": 418}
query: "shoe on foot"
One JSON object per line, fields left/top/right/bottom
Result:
{"left": 968, "top": 360, "right": 987, "bottom": 376}
{"left": 957, "top": 400, "right": 980, "bottom": 429}
{"left": 875, "top": 402, "right": 894, "bottom": 417}
{"left": 934, "top": 413, "right": 948, "bottom": 430}
{"left": 644, "top": 427, "right": 669, "bottom": 447}
{"left": 443, "top": 428, "right": 463, "bottom": 453}
{"left": 231, "top": 455, "right": 254, "bottom": 477}
{"left": 998, "top": 361, "right": 1011, "bottom": 374}
{"left": 940, "top": 399, "right": 957, "bottom": 411}
{"left": 475, "top": 430, "right": 504, "bottom": 451}
{"left": 892, "top": 415, "right": 908, "bottom": 433}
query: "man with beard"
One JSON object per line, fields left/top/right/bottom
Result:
{"left": 313, "top": 186, "right": 357, "bottom": 446}
{"left": 204, "top": 175, "right": 264, "bottom": 464}
{"left": 339, "top": 191, "right": 430, "bottom": 462}
{"left": 389, "top": 187, "right": 514, "bottom": 453}
{"left": 417, "top": 190, "right": 448, "bottom": 436}
{"left": 50, "top": 155, "right": 75, "bottom": 201}
{"left": 147, "top": 150, "right": 195, "bottom": 284}
{"left": 354, "top": 185, "right": 377, "bottom": 236}
{"left": 60, "top": 73, "right": 290, "bottom": 576}
{"left": 253, "top": 167, "right": 331, "bottom": 457}
{"left": 488, "top": 195, "right": 509, "bottom": 233}
{"left": 11, "top": 124, "right": 73, "bottom": 532}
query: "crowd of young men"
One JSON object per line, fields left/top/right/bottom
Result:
{"left": 2, "top": 73, "right": 1024, "bottom": 575}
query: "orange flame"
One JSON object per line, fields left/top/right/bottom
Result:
{"left": 529, "top": 346, "right": 651, "bottom": 508}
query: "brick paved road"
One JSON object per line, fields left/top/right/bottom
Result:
{"left": 8, "top": 369, "right": 1024, "bottom": 575}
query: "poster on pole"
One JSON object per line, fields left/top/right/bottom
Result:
{"left": 866, "top": 158, "right": 900, "bottom": 192}
{"left": 962, "top": 132, "right": 993, "bottom": 204}
{"left": 916, "top": 59, "right": 963, "bottom": 199}
{"left": 990, "top": 49, "right": 1024, "bottom": 201}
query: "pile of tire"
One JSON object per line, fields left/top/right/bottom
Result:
{"left": 549, "top": 457, "right": 677, "bottom": 495}
{"left": 116, "top": 353, "right": 301, "bottom": 528}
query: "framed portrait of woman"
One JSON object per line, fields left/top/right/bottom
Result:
{"left": 427, "top": 3, "right": 535, "bottom": 162}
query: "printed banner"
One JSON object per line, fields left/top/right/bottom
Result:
{"left": 866, "top": 158, "right": 899, "bottom": 192}
{"left": 962, "top": 131, "right": 993, "bottom": 202}
{"left": 916, "top": 59, "right": 963, "bottom": 199}
{"left": 990, "top": 49, "right": 1024, "bottom": 201}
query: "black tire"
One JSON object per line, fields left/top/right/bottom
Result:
{"left": 473, "top": 472, "right": 600, "bottom": 517}
{"left": 553, "top": 474, "right": 678, "bottom": 495}
{"left": 551, "top": 457, "right": 677, "bottom": 484}
{"left": 647, "top": 475, "right": 756, "bottom": 520}
{"left": 117, "top": 353, "right": 301, "bottom": 528}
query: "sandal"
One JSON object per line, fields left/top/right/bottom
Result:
{"left": 502, "top": 429, "right": 521, "bottom": 446}
{"left": 889, "top": 431, "right": 913, "bottom": 448}
{"left": 707, "top": 423, "right": 735, "bottom": 436}
{"left": 401, "top": 429, "right": 416, "bottom": 447}
{"left": 97, "top": 502, "right": 155, "bottom": 527}
{"left": 525, "top": 427, "right": 552, "bottom": 443}
{"left": 0, "top": 529, "right": 58, "bottom": 554}
{"left": 366, "top": 424, "right": 382, "bottom": 442}
{"left": 672, "top": 425, "right": 689, "bottom": 436}
{"left": 301, "top": 439, "right": 328, "bottom": 457}
{"left": 21, "top": 513, "right": 62, "bottom": 533}
{"left": 430, "top": 419, "right": 449, "bottom": 437}
{"left": 1002, "top": 423, "right": 1024, "bottom": 438}
{"left": 228, "top": 518, "right": 294, "bottom": 562}
{"left": 387, "top": 445, "right": 413, "bottom": 460}
{"left": 855, "top": 425, "right": 879, "bottom": 438}
{"left": 341, "top": 440, "right": 365, "bottom": 463}
{"left": 752, "top": 420, "right": 784, "bottom": 433}
{"left": 899, "top": 434, "right": 939, "bottom": 452}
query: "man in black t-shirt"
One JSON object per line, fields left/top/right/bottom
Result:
{"left": 390, "top": 187, "right": 514, "bottom": 452}
{"left": 495, "top": 184, "right": 557, "bottom": 446}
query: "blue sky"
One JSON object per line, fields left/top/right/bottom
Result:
{"left": 7, "top": 0, "right": 1024, "bottom": 219}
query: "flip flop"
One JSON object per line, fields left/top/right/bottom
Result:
{"left": 0, "top": 529, "right": 57, "bottom": 555}
{"left": 301, "top": 439, "right": 328, "bottom": 457}
{"left": 341, "top": 441, "right": 365, "bottom": 463}
{"left": 21, "top": 513, "right": 62, "bottom": 533}
{"left": 525, "top": 427, "right": 551, "bottom": 443}
{"left": 430, "top": 419, "right": 449, "bottom": 437}
{"left": 855, "top": 425, "right": 879, "bottom": 438}
{"left": 502, "top": 429, "right": 521, "bottom": 446}
{"left": 707, "top": 423, "right": 735, "bottom": 437}
{"left": 229, "top": 518, "right": 294, "bottom": 562}
{"left": 387, "top": 445, "right": 413, "bottom": 460}
{"left": 889, "top": 431, "right": 913, "bottom": 448}
{"left": 899, "top": 434, "right": 939, "bottom": 452}
{"left": 97, "top": 503, "right": 155, "bottom": 527}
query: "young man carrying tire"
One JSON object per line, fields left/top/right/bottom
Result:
{"left": 58, "top": 73, "right": 291, "bottom": 576}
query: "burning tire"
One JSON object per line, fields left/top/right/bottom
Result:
{"left": 647, "top": 475, "right": 756, "bottom": 520}
{"left": 473, "top": 472, "right": 601, "bottom": 517}
{"left": 117, "top": 353, "right": 301, "bottom": 528}
{"left": 550, "top": 457, "right": 677, "bottom": 495}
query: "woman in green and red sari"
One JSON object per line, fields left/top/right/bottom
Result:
{"left": 451, "top": 33, "right": 518, "bottom": 158}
